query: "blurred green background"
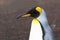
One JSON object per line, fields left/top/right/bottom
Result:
{"left": 0, "top": 0, "right": 60, "bottom": 40}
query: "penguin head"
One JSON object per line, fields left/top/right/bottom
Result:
{"left": 17, "top": 6, "right": 42, "bottom": 19}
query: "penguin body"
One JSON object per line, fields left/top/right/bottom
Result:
{"left": 29, "top": 18, "right": 43, "bottom": 40}
{"left": 17, "top": 6, "right": 54, "bottom": 40}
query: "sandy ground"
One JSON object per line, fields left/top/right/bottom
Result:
{"left": 0, "top": 0, "right": 60, "bottom": 40}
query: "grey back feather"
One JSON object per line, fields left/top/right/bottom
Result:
{"left": 37, "top": 9, "right": 54, "bottom": 40}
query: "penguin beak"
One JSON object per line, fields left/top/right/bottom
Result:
{"left": 21, "top": 13, "right": 31, "bottom": 17}
{"left": 17, "top": 13, "right": 31, "bottom": 19}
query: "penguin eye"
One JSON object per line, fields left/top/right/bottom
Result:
{"left": 35, "top": 7, "right": 42, "bottom": 13}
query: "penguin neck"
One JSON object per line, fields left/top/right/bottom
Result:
{"left": 37, "top": 9, "right": 48, "bottom": 24}
{"left": 32, "top": 18, "right": 39, "bottom": 23}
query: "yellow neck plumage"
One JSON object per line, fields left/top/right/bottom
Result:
{"left": 32, "top": 18, "right": 40, "bottom": 24}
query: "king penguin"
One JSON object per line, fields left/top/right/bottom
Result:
{"left": 17, "top": 6, "right": 54, "bottom": 40}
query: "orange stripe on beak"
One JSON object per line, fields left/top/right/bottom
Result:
{"left": 21, "top": 13, "right": 31, "bottom": 17}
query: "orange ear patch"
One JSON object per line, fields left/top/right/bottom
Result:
{"left": 35, "top": 7, "right": 42, "bottom": 13}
